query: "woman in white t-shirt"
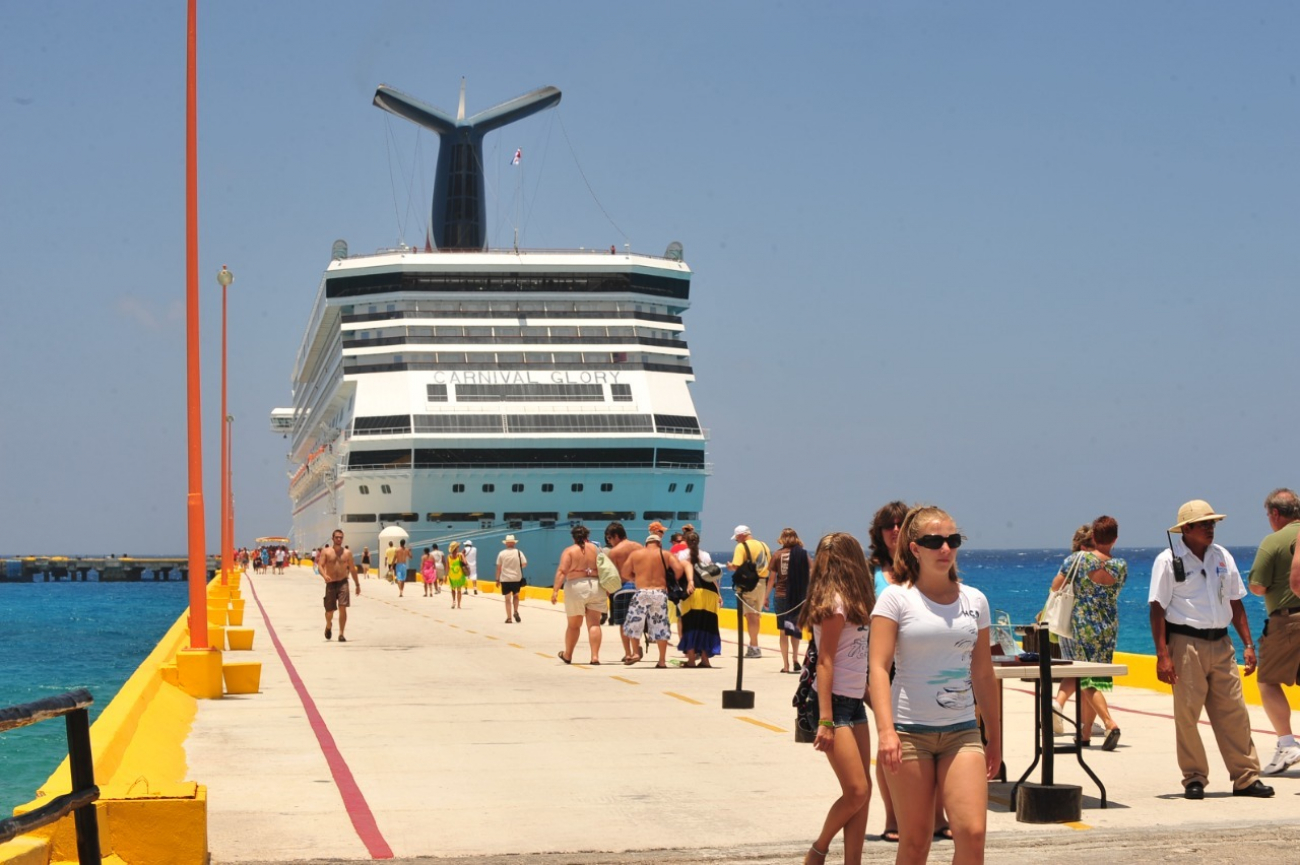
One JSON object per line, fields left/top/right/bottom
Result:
{"left": 868, "top": 506, "right": 1000, "bottom": 864}
{"left": 797, "top": 532, "right": 876, "bottom": 865}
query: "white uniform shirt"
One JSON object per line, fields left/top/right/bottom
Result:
{"left": 465, "top": 544, "right": 478, "bottom": 577}
{"left": 1148, "top": 538, "right": 1245, "bottom": 629}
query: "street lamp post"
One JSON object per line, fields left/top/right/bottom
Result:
{"left": 227, "top": 413, "right": 235, "bottom": 572}
{"left": 217, "top": 265, "right": 234, "bottom": 586}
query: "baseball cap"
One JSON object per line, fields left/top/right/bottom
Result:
{"left": 731, "top": 525, "right": 750, "bottom": 540}
{"left": 645, "top": 534, "right": 662, "bottom": 545}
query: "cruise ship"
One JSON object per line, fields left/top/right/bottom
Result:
{"left": 271, "top": 82, "right": 708, "bottom": 570}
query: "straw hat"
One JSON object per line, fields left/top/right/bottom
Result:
{"left": 503, "top": 534, "right": 517, "bottom": 544}
{"left": 1169, "top": 499, "right": 1226, "bottom": 533}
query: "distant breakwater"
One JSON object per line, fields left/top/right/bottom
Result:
{"left": 1, "top": 556, "right": 219, "bottom": 583}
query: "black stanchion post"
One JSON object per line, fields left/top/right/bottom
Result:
{"left": 65, "top": 707, "right": 102, "bottom": 865}
{"left": 722, "top": 590, "right": 754, "bottom": 709}
{"left": 1015, "top": 622, "right": 1081, "bottom": 824}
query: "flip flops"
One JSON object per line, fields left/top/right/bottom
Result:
{"left": 557, "top": 651, "right": 571, "bottom": 664}
{"left": 1102, "top": 727, "right": 1121, "bottom": 751}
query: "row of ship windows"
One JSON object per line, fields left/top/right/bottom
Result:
{"left": 347, "top": 447, "right": 705, "bottom": 470}
{"left": 343, "top": 510, "right": 702, "bottom": 525}
{"left": 326, "top": 271, "right": 689, "bottom": 301}
{"left": 356, "top": 482, "right": 697, "bottom": 494}
{"left": 341, "top": 304, "right": 682, "bottom": 327}
{"left": 345, "top": 351, "right": 689, "bottom": 368}
{"left": 346, "top": 325, "right": 681, "bottom": 342}
{"left": 353, "top": 412, "right": 701, "bottom": 436}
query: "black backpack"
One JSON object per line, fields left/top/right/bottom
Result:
{"left": 791, "top": 638, "right": 820, "bottom": 739}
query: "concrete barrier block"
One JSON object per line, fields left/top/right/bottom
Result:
{"left": 225, "top": 627, "right": 254, "bottom": 651}
{"left": 222, "top": 661, "right": 261, "bottom": 694}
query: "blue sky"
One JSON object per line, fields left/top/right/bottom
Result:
{"left": 2, "top": 2, "right": 1297, "bottom": 555}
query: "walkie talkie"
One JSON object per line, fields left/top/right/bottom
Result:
{"left": 1166, "top": 531, "right": 1186, "bottom": 582}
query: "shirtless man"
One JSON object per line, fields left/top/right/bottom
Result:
{"left": 394, "top": 539, "right": 412, "bottom": 597}
{"left": 319, "top": 529, "right": 360, "bottom": 642}
{"left": 604, "top": 522, "right": 643, "bottom": 662}
{"left": 621, "top": 534, "right": 685, "bottom": 668}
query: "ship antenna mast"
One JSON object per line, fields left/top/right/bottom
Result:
{"left": 373, "top": 81, "right": 561, "bottom": 251}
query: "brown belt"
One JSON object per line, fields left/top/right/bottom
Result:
{"left": 1270, "top": 605, "right": 1300, "bottom": 617}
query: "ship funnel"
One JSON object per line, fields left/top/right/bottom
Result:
{"left": 373, "top": 83, "right": 562, "bottom": 251}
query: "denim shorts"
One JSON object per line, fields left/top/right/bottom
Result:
{"left": 830, "top": 693, "right": 869, "bottom": 728}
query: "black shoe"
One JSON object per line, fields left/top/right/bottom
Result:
{"left": 338, "top": 635, "right": 347, "bottom": 643}
{"left": 514, "top": 612, "right": 521, "bottom": 622}
{"left": 599, "top": 613, "right": 608, "bottom": 626}
{"left": 793, "top": 661, "right": 802, "bottom": 672}
{"left": 325, "top": 627, "right": 332, "bottom": 641}
{"left": 1232, "top": 780, "right": 1274, "bottom": 798}
{"left": 1184, "top": 781, "right": 1204, "bottom": 800}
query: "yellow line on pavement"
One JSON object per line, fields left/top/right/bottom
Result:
{"left": 535, "top": 652, "right": 552, "bottom": 658}
{"left": 509, "top": 643, "right": 525, "bottom": 649}
{"left": 485, "top": 635, "right": 499, "bottom": 641}
{"left": 465, "top": 629, "right": 477, "bottom": 634}
{"left": 736, "top": 716, "right": 787, "bottom": 733}
{"left": 664, "top": 691, "right": 702, "bottom": 705}
{"left": 611, "top": 676, "right": 639, "bottom": 685}
{"left": 1063, "top": 822, "right": 1092, "bottom": 831}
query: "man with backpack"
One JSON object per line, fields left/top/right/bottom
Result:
{"left": 727, "top": 525, "right": 771, "bottom": 658}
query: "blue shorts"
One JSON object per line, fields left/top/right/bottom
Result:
{"left": 396, "top": 563, "right": 408, "bottom": 581}
{"left": 830, "top": 693, "right": 869, "bottom": 728}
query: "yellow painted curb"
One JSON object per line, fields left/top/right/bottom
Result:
{"left": 222, "top": 662, "right": 262, "bottom": 694}
{"left": 225, "top": 627, "right": 255, "bottom": 651}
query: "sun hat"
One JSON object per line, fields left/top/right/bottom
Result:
{"left": 503, "top": 534, "right": 517, "bottom": 544}
{"left": 731, "top": 525, "right": 750, "bottom": 540}
{"left": 648, "top": 521, "right": 666, "bottom": 535}
{"left": 1169, "top": 500, "right": 1226, "bottom": 533}
{"left": 645, "top": 534, "right": 662, "bottom": 545}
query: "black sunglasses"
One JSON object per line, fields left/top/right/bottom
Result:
{"left": 914, "top": 533, "right": 963, "bottom": 550}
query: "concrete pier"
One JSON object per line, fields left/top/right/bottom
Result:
{"left": 187, "top": 565, "right": 1300, "bottom": 863}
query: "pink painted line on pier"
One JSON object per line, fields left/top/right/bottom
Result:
{"left": 245, "top": 576, "right": 394, "bottom": 859}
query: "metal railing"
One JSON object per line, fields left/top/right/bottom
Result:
{"left": 0, "top": 689, "right": 101, "bottom": 864}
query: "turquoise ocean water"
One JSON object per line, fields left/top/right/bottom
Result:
{"left": 0, "top": 547, "right": 1264, "bottom": 818}
{"left": 0, "top": 581, "right": 189, "bottom": 818}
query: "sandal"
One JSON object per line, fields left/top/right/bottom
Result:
{"left": 589, "top": 660, "right": 601, "bottom": 665}
{"left": 654, "top": 663, "right": 668, "bottom": 669}
{"left": 879, "top": 830, "right": 900, "bottom": 843}
{"left": 934, "top": 826, "right": 953, "bottom": 841}
{"left": 1102, "top": 727, "right": 1121, "bottom": 751}
{"left": 805, "top": 844, "right": 828, "bottom": 864}
{"left": 623, "top": 654, "right": 642, "bottom": 666}
{"left": 557, "top": 651, "right": 572, "bottom": 665}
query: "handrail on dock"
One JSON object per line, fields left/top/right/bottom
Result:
{"left": 0, "top": 689, "right": 101, "bottom": 864}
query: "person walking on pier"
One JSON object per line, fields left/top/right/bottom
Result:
{"left": 430, "top": 543, "right": 446, "bottom": 594}
{"left": 360, "top": 547, "right": 371, "bottom": 578}
{"left": 869, "top": 506, "right": 1001, "bottom": 865}
{"left": 604, "top": 522, "right": 642, "bottom": 662}
{"left": 384, "top": 542, "right": 396, "bottom": 582}
{"left": 800, "top": 532, "right": 875, "bottom": 865}
{"left": 420, "top": 547, "right": 437, "bottom": 597}
{"left": 319, "top": 529, "right": 360, "bottom": 643}
{"left": 394, "top": 539, "right": 412, "bottom": 598}
{"left": 727, "top": 525, "right": 771, "bottom": 658}
{"left": 446, "top": 541, "right": 468, "bottom": 609}
{"left": 1148, "top": 499, "right": 1273, "bottom": 799}
{"left": 497, "top": 535, "right": 527, "bottom": 623}
{"left": 554, "top": 526, "right": 604, "bottom": 664}
{"left": 1248, "top": 488, "right": 1300, "bottom": 775}
{"left": 620, "top": 533, "right": 684, "bottom": 667}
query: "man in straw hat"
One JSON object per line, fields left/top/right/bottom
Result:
{"left": 1148, "top": 499, "right": 1273, "bottom": 799}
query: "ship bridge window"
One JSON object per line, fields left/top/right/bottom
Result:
{"left": 505, "top": 414, "right": 653, "bottom": 434}
{"left": 379, "top": 512, "right": 419, "bottom": 523}
{"left": 610, "top": 384, "right": 632, "bottom": 402}
{"left": 600, "top": 483, "right": 614, "bottom": 492}
{"left": 522, "top": 326, "right": 549, "bottom": 338}
{"left": 668, "top": 483, "right": 677, "bottom": 492}
{"left": 677, "top": 511, "right": 699, "bottom": 520}
{"left": 656, "top": 448, "right": 705, "bottom": 469}
{"left": 541, "top": 483, "right": 554, "bottom": 492}
{"left": 415, "top": 415, "right": 506, "bottom": 433}
{"left": 685, "top": 484, "right": 695, "bottom": 492}
{"left": 347, "top": 449, "right": 412, "bottom": 470}
{"left": 643, "top": 511, "right": 675, "bottom": 521}
{"left": 482, "top": 483, "right": 495, "bottom": 493}
{"left": 525, "top": 352, "right": 551, "bottom": 363}
{"left": 452, "top": 484, "right": 465, "bottom": 493}
{"left": 465, "top": 326, "right": 493, "bottom": 338}
{"left": 426, "top": 385, "right": 449, "bottom": 402}
{"left": 496, "top": 326, "right": 522, "bottom": 339}
{"left": 456, "top": 383, "right": 604, "bottom": 402}
{"left": 568, "top": 511, "right": 636, "bottom": 522}
{"left": 654, "top": 414, "right": 701, "bottom": 435}
{"left": 496, "top": 352, "right": 524, "bottom": 364}
{"left": 344, "top": 514, "right": 376, "bottom": 523}
{"left": 354, "top": 415, "right": 413, "bottom": 435}
{"left": 511, "top": 483, "right": 525, "bottom": 493}
{"left": 550, "top": 326, "right": 578, "bottom": 338}
{"left": 552, "top": 352, "right": 582, "bottom": 364}
{"left": 426, "top": 512, "right": 496, "bottom": 522}
{"left": 413, "top": 447, "right": 654, "bottom": 468}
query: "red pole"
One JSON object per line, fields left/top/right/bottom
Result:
{"left": 185, "top": 0, "right": 209, "bottom": 649}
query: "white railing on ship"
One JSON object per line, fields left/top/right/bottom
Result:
{"left": 347, "top": 246, "right": 683, "bottom": 263}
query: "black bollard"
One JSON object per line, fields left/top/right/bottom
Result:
{"left": 722, "top": 592, "right": 754, "bottom": 709}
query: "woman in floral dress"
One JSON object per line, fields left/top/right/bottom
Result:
{"left": 1055, "top": 515, "right": 1126, "bottom": 750}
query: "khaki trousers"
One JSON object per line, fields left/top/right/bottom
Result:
{"left": 1168, "top": 631, "right": 1261, "bottom": 789}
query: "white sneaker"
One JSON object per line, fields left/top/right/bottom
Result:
{"left": 1261, "top": 743, "right": 1300, "bottom": 776}
{"left": 745, "top": 646, "right": 762, "bottom": 658}
{"left": 1092, "top": 722, "right": 1107, "bottom": 738}
{"left": 1051, "top": 710, "right": 1064, "bottom": 735}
